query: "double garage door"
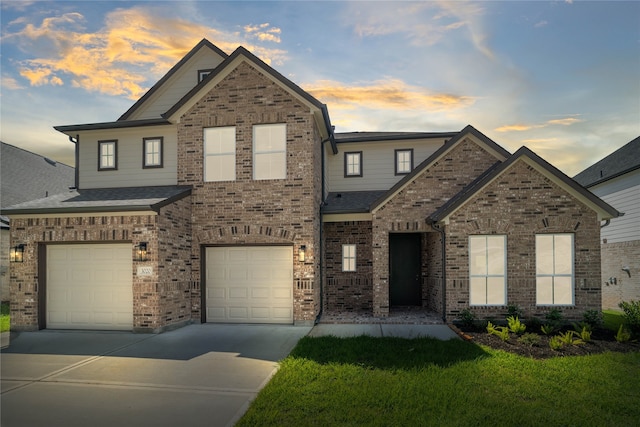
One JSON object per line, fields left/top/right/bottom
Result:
{"left": 205, "top": 246, "right": 293, "bottom": 324}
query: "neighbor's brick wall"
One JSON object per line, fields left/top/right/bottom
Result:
{"left": 601, "top": 240, "right": 640, "bottom": 310}
{"left": 177, "top": 61, "right": 323, "bottom": 324}
{"left": 323, "top": 221, "right": 373, "bottom": 312}
{"left": 371, "top": 137, "right": 501, "bottom": 316}
{"left": 444, "top": 160, "right": 602, "bottom": 322}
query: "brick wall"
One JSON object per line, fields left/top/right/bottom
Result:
{"left": 444, "top": 160, "right": 602, "bottom": 321}
{"left": 177, "top": 61, "right": 322, "bottom": 324}
{"left": 601, "top": 240, "right": 640, "bottom": 310}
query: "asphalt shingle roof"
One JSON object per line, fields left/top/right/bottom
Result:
{"left": 322, "top": 191, "right": 387, "bottom": 214}
{"left": 573, "top": 136, "right": 640, "bottom": 187}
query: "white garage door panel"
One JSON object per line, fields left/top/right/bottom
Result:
{"left": 47, "top": 244, "right": 133, "bottom": 330}
{"left": 206, "top": 246, "right": 293, "bottom": 324}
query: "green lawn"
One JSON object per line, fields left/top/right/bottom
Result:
{"left": 237, "top": 335, "right": 640, "bottom": 427}
{"left": 603, "top": 309, "right": 625, "bottom": 332}
{"left": 1, "top": 301, "right": 9, "bottom": 333}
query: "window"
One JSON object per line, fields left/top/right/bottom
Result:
{"left": 253, "top": 123, "right": 286, "bottom": 180}
{"left": 344, "top": 152, "right": 362, "bottom": 177}
{"left": 536, "top": 234, "right": 574, "bottom": 305}
{"left": 395, "top": 149, "right": 413, "bottom": 175}
{"left": 469, "top": 235, "right": 506, "bottom": 305}
{"left": 98, "top": 140, "right": 117, "bottom": 171}
{"left": 143, "top": 137, "right": 163, "bottom": 168}
{"left": 204, "top": 127, "right": 236, "bottom": 182}
{"left": 342, "top": 244, "right": 357, "bottom": 272}
{"left": 198, "top": 69, "right": 213, "bottom": 82}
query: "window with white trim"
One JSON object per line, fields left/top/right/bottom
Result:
{"left": 253, "top": 123, "right": 286, "bottom": 180}
{"left": 469, "top": 235, "right": 506, "bottom": 305}
{"left": 536, "top": 234, "right": 574, "bottom": 305}
{"left": 342, "top": 244, "right": 356, "bottom": 272}
{"left": 395, "top": 149, "right": 413, "bottom": 175}
{"left": 204, "top": 126, "right": 236, "bottom": 182}
{"left": 344, "top": 152, "right": 362, "bottom": 177}
{"left": 143, "top": 137, "right": 163, "bottom": 168}
{"left": 98, "top": 140, "right": 117, "bottom": 170}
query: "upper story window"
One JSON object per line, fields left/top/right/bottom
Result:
{"left": 344, "top": 152, "right": 362, "bottom": 177}
{"left": 204, "top": 126, "right": 236, "bottom": 182}
{"left": 143, "top": 137, "right": 163, "bottom": 168}
{"left": 198, "top": 69, "right": 214, "bottom": 83}
{"left": 342, "top": 244, "right": 357, "bottom": 272}
{"left": 536, "top": 234, "right": 574, "bottom": 305}
{"left": 469, "top": 235, "right": 506, "bottom": 306}
{"left": 395, "top": 149, "right": 413, "bottom": 175}
{"left": 98, "top": 140, "right": 117, "bottom": 171}
{"left": 253, "top": 123, "right": 286, "bottom": 180}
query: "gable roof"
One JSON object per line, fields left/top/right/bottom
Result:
{"left": 428, "top": 146, "right": 620, "bottom": 224}
{"left": 369, "top": 125, "right": 511, "bottom": 212}
{"left": 163, "top": 45, "right": 336, "bottom": 152}
{"left": 334, "top": 131, "right": 458, "bottom": 144}
{"left": 118, "top": 39, "right": 228, "bottom": 121}
{"left": 573, "top": 136, "right": 640, "bottom": 187}
{"left": 322, "top": 191, "right": 387, "bottom": 214}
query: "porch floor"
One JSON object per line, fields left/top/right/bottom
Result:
{"left": 318, "top": 306, "right": 444, "bottom": 325}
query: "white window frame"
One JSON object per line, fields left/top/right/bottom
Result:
{"left": 204, "top": 126, "right": 236, "bottom": 182}
{"left": 98, "top": 140, "right": 117, "bottom": 171}
{"left": 344, "top": 152, "right": 362, "bottom": 177}
{"left": 253, "top": 123, "right": 286, "bottom": 180}
{"left": 395, "top": 149, "right": 413, "bottom": 175}
{"left": 342, "top": 244, "right": 357, "bottom": 272}
{"left": 536, "top": 234, "right": 575, "bottom": 306}
{"left": 143, "top": 137, "right": 163, "bottom": 168}
{"left": 469, "top": 235, "right": 507, "bottom": 306}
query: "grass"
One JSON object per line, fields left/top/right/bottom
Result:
{"left": 237, "top": 335, "right": 640, "bottom": 427}
{"left": 603, "top": 309, "right": 625, "bottom": 332}
{"left": 0, "top": 301, "right": 9, "bottom": 333}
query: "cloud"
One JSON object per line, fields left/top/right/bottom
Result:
{"left": 303, "top": 79, "right": 475, "bottom": 112}
{"left": 1, "top": 75, "right": 24, "bottom": 90}
{"left": 495, "top": 116, "right": 583, "bottom": 132}
{"left": 3, "top": 6, "right": 288, "bottom": 99}
{"left": 534, "top": 20, "right": 548, "bottom": 28}
{"left": 244, "top": 23, "right": 282, "bottom": 43}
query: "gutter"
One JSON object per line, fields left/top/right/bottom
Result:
{"left": 429, "top": 219, "right": 447, "bottom": 323}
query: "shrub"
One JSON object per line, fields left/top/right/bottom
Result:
{"left": 549, "top": 336, "right": 564, "bottom": 351}
{"left": 541, "top": 324, "right": 558, "bottom": 335}
{"left": 506, "top": 304, "right": 523, "bottom": 318}
{"left": 558, "top": 330, "right": 583, "bottom": 346}
{"left": 573, "top": 324, "right": 592, "bottom": 342}
{"left": 618, "top": 300, "right": 640, "bottom": 336}
{"left": 545, "top": 308, "right": 564, "bottom": 324}
{"left": 507, "top": 316, "right": 526, "bottom": 335}
{"left": 582, "top": 310, "right": 603, "bottom": 329}
{"left": 518, "top": 333, "right": 540, "bottom": 347}
{"left": 458, "top": 308, "right": 477, "bottom": 328}
{"left": 486, "top": 321, "right": 510, "bottom": 342}
{"left": 615, "top": 324, "right": 632, "bottom": 343}
{"left": 527, "top": 317, "right": 542, "bottom": 333}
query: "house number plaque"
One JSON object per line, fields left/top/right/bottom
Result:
{"left": 137, "top": 266, "right": 153, "bottom": 276}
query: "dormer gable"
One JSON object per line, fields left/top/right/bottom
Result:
{"left": 118, "top": 39, "right": 228, "bottom": 121}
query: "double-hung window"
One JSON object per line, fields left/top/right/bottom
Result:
{"left": 469, "top": 235, "right": 506, "bottom": 305}
{"left": 342, "top": 244, "right": 357, "bottom": 272}
{"left": 143, "top": 137, "right": 163, "bottom": 168}
{"left": 98, "top": 140, "right": 117, "bottom": 171}
{"left": 253, "top": 123, "right": 286, "bottom": 180}
{"left": 204, "top": 126, "right": 236, "bottom": 182}
{"left": 344, "top": 152, "right": 362, "bottom": 177}
{"left": 536, "top": 234, "right": 574, "bottom": 305}
{"left": 395, "top": 149, "right": 413, "bottom": 175}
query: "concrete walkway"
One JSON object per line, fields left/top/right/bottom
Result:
{"left": 308, "top": 323, "right": 460, "bottom": 339}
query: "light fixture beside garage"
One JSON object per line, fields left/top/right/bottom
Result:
{"left": 10, "top": 244, "right": 25, "bottom": 263}
{"left": 298, "top": 245, "right": 306, "bottom": 262}
{"left": 135, "top": 242, "right": 149, "bottom": 262}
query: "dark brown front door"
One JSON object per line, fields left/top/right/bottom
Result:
{"left": 389, "top": 233, "right": 422, "bottom": 306}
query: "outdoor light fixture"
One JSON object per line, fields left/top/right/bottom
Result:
{"left": 135, "top": 242, "right": 148, "bottom": 262}
{"left": 10, "top": 244, "right": 25, "bottom": 263}
{"left": 299, "top": 245, "right": 306, "bottom": 262}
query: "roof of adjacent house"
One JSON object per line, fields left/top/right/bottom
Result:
{"left": 1, "top": 185, "right": 192, "bottom": 215}
{"left": 1, "top": 142, "right": 75, "bottom": 227}
{"left": 573, "top": 136, "right": 640, "bottom": 187}
{"left": 334, "top": 131, "right": 458, "bottom": 143}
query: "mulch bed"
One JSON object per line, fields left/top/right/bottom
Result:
{"left": 451, "top": 325, "right": 640, "bottom": 359}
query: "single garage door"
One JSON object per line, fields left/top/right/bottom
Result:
{"left": 47, "top": 244, "right": 133, "bottom": 330}
{"left": 206, "top": 246, "right": 293, "bottom": 324}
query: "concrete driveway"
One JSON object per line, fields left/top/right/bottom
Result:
{"left": 1, "top": 324, "right": 311, "bottom": 427}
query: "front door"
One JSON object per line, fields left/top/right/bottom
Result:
{"left": 389, "top": 233, "right": 422, "bottom": 306}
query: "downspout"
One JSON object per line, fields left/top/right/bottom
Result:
{"left": 68, "top": 135, "right": 79, "bottom": 189}
{"left": 429, "top": 220, "right": 447, "bottom": 323}
{"left": 317, "top": 135, "right": 332, "bottom": 324}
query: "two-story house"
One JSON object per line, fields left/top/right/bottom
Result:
{"left": 3, "top": 39, "right": 619, "bottom": 332}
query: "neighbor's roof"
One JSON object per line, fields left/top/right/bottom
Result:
{"left": 1, "top": 185, "right": 191, "bottom": 215}
{"left": 334, "top": 131, "right": 457, "bottom": 144}
{"left": 573, "top": 136, "right": 640, "bottom": 187}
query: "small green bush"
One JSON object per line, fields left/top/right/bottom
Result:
{"left": 573, "top": 324, "right": 592, "bottom": 342}
{"left": 507, "top": 316, "right": 526, "bottom": 335}
{"left": 526, "top": 317, "right": 542, "bottom": 333}
{"left": 582, "top": 309, "right": 603, "bottom": 329}
{"left": 458, "top": 308, "right": 477, "bottom": 328}
{"left": 618, "top": 300, "right": 640, "bottom": 336}
{"left": 506, "top": 304, "right": 523, "bottom": 318}
{"left": 486, "top": 321, "right": 510, "bottom": 342}
{"left": 541, "top": 324, "right": 557, "bottom": 335}
{"left": 518, "top": 333, "right": 540, "bottom": 347}
{"left": 558, "top": 330, "right": 583, "bottom": 346}
{"left": 615, "top": 324, "right": 632, "bottom": 343}
{"left": 549, "top": 336, "right": 564, "bottom": 351}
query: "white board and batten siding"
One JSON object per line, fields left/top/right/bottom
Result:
{"left": 205, "top": 246, "right": 294, "bottom": 324}
{"left": 47, "top": 244, "right": 133, "bottom": 330}
{"left": 326, "top": 138, "right": 447, "bottom": 192}
{"left": 590, "top": 170, "right": 640, "bottom": 244}
{"left": 78, "top": 126, "right": 178, "bottom": 189}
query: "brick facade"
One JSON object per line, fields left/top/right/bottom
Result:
{"left": 177, "top": 61, "right": 323, "bottom": 324}
{"left": 601, "top": 240, "right": 640, "bottom": 310}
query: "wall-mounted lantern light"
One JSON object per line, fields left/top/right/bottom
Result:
{"left": 10, "top": 244, "right": 25, "bottom": 263}
{"left": 135, "top": 242, "right": 148, "bottom": 262}
{"left": 299, "top": 245, "right": 306, "bottom": 262}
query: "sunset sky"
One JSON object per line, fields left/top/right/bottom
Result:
{"left": 1, "top": 1, "right": 638, "bottom": 176}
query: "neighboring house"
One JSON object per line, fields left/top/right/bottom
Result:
{"left": 2, "top": 39, "right": 618, "bottom": 332}
{"left": 0, "top": 142, "right": 75, "bottom": 303}
{"left": 574, "top": 137, "right": 640, "bottom": 310}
